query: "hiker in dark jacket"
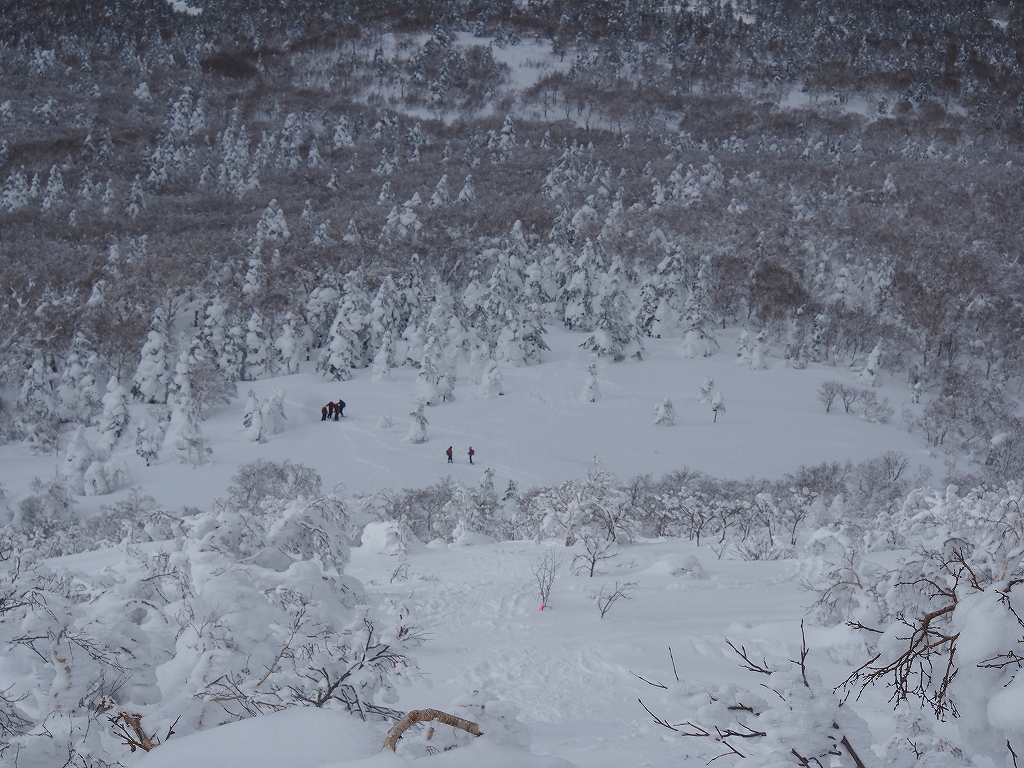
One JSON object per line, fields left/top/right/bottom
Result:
{"left": 336, "top": 400, "right": 346, "bottom": 419}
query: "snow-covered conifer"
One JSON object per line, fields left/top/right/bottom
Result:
{"left": 735, "top": 328, "right": 751, "bottom": 366}
{"left": 698, "top": 377, "right": 715, "bottom": 403}
{"left": 563, "top": 239, "right": 603, "bottom": 331}
{"left": 654, "top": 398, "right": 676, "bottom": 426}
{"left": 406, "top": 399, "right": 429, "bottom": 443}
{"left": 260, "top": 389, "right": 287, "bottom": 438}
{"left": 125, "top": 175, "right": 145, "bottom": 219}
{"left": 479, "top": 359, "right": 504, "bottom": 398}
{"left": 242, "top": 389, "right": 263, "bottom": 442}
{"left": 332, "top": 115, "right": 354, "bottom": 149}
{"left": 749, "top": 330, "right": 768, "bottom": 370}
{"left": 305, "top": 275, "right": 342, "bottom": 349}
{"left": 96, "top": 375, "right": 130, "bottom": 455}
{"left": 457, "top": 173, "right": 475, "bottom": 203}
{"left": 859, "top": 342, "right": 882, "bottom": 386}
{"left": 679, "top": 258, "right": 719, "bottom": 358}
{"left": 711, "top": 391, "right": 726, "bottom": 422}
{"left": 429, "top": 173, "right": 450, "bottom": 207}
{"left": 581, "top": 258, "right": 643, "bottom": 361}
{"left": 41, "top": 165, "right": 66, "bottom": 210}
{"left": 317, "top": 307, "right": 358, "bottom": 381}
{"left": 243, "top": 310, "right": 270, "bottom": 380}
{"left": 372, "top": 330, "right": 396, "bottom": 381}
{"left": 62, "top": 425, "right": 94, "bottom": 492}
{"left": 135, "top": 413, "right": 165, "bottom": 466}
{"left": 133, "top": 321, "right": 172, "bottom": 404}
{"left": 368, "top": 275, "right": 402, "bottom": 355}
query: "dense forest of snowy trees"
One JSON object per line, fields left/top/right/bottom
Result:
{"left": 1, "top": 3, "right": 1024, "bottom": 765}
{"left": 1, "top": 0, "right": 1022, "bottom": 481}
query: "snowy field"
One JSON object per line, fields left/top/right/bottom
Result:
{"left": 0, "top": 328, "right": 958, "bottom": 767}
{"left": 0, "top": 327, "right": 942, "bottom": 513}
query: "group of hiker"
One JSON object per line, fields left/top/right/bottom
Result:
{"left": 447, "top": 445, "right": 475, "bottom": 464}
{"left": 320, "top": 399, "right": 346, "bottom": 421}
{"left": 319, "top": 402, "right": 477, "bottom": 466}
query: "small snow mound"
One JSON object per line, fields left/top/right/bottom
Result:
{"left": 133, "top": 708, "right": 381, "bottom": 768}
{"left": 645, "top": 553, "right": 705, "bottom": 579}
{"left": 360, "top": 520, "right": 423, "bottom": 554}
{"left": 451, "top": 524, "right": 496, "bottom": 547}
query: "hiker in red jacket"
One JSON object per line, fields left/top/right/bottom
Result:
{"left": 467, "top": 446, "right": 475, "bottom": 465}
{"left": 321, "top": 403, "right": 330, "bottom": 421}
{"left": 446, "top": 446, "right": 453, "bottom": 463}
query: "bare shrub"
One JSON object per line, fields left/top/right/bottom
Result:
{"left": 594, "top": 581, "right": 636, "bottom": 618}
{"left": 572, "top": 532, "right": 618, "bottom": 577}
{"left": 532, "top": 548, "right": 563, "bottom": 609}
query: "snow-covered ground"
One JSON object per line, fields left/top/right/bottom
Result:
{"left": 1, "top": 328, "right": 953, "bottom": 767}
{"left": 0, "top": 327, "right": 942, "bottom": 514}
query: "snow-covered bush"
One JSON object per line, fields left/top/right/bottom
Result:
{"left": 637, "top": 631, "right": 871, "bottom": 768}
{"left": 0, "top": 486, "right": 423, "bottom": 767}
{"left": 807, "top": 482, "right": 1024, "bottom": 765}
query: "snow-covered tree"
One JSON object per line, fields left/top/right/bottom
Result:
{"left": 654, "top": 398, "right": 676, "bottom": 426}
{"left": 243, "top": 310, "right": 271, "bottom": 380}
{"left": 318, "top": 307, "right": 359, "bottom": 381}
{"left": 372, "top": 330, "right": 396, "bottom": 381}
{"left": 96, "top": 375, "right": 130, "bottom": 455}
{"left": 133, "top": 321, "right": 172, "bottom": 404}
{"left": 711, "top": 391, "right": 726, "bottom": 422}
{"left": 581, "top": 258, "right": 643, "bottom": 361}
{"left": 406, "top": 399, "right": 429, "bottom": 443}
{"left": 479, "top": 358, "right": 504, "bottom": 398}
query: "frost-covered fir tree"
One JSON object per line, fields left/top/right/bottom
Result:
{"left": 457, "top": 173, "right": 475, "bottom": 203}
{"left": 679, "top": 257, "right": 719, "bottom": 358}
{"left": 135, "top": 413, "right": 166, "bottom": 466}
{"left": 243, "top": 310, "right": 270, "bottom": 380}
{"left": 415, "top": 339, "right": 443, "bottom": 406}
{"left": 305, "top": 274, "right": 342, "bottom": 349}
{"left": 750, "top": 330, "right": 768, "bottom": 370}
{"left": 562, "top": 239, "right": 603, "bottom": 331}
{"left": 711, "top": 391, "right": 726, "bottom": 422}
{"left": 260, "top": 390, "right": 287, "bottom": 439}
{"left": 429, "top": 173, "right": 450, "bottom": 207}
{"left": 698, "top": 377, "right": 715, "bottom": 403}
{"left": 172, "top": 336, "right": 235, "bottom": 418}
{"left": 62, "top": 425, "right": 94, "bottom": 493}
{"left": 368, "top": 275, "right": 402, "bottom": 357}
{"left": 479, "top": 358, "right": 504, "bottom": 398}
{"left": 16, "top": 353, "right": 61, "bottom": 453}
{"left": 133, "top": 319, "right": 172, "bottom": 403}
{"left": 406, "top": 399, "right": 429, "bottom": 443}
{"left": 166, "top": 401, "right": 210, "bottom": 466}
{"left": 318, "top": 308, "right": 359, "bottom": 381}
{"left": 581, "top": 257, "right": 644, "bottom": 361}
{"left": 242, "top": 388, "right": 264, "bottom": 443}
{"left": 736, "top": 328, "right": 751, "bottom": 366}
{"left": 96, "top": 375, "right": 130, "bottom": 455}
{"left": 654, "top": 398, "right": 676, "bottom": 426}
{"left": 859, "top": 342, "right": 882, "bottom": 386}
{"left": 581, "top": 360, "right": 601, "bottom": 403}
{"left": 57, "top": 337, "right": 102, "bottom": 424}
{"left": 274, "top": 312, "right": 307, "bottom": 374}
{"left": 372, "top": 330, "right": 396, "bottom": 381}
